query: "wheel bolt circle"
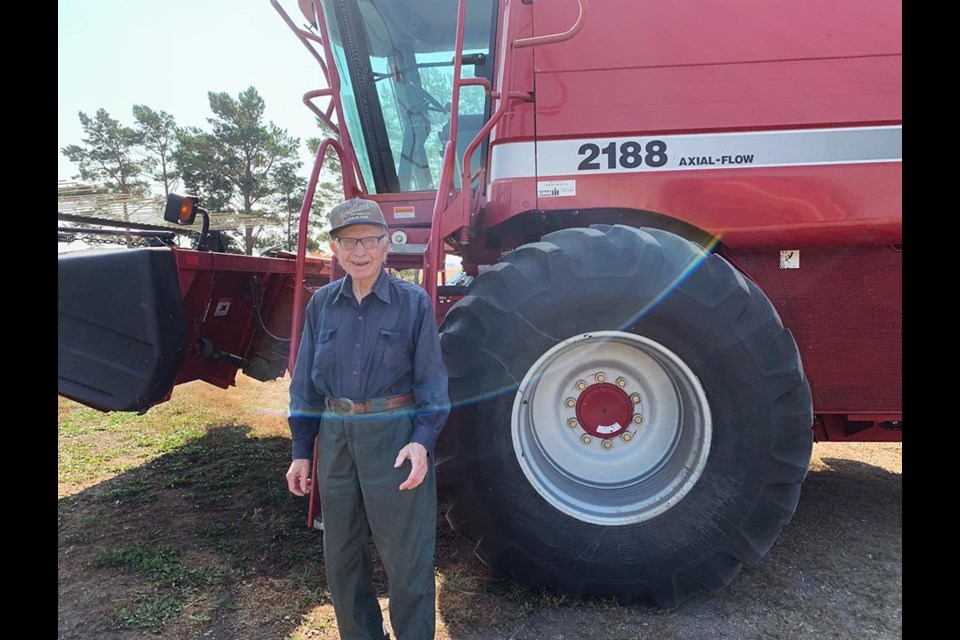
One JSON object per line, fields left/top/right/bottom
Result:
{"left": 575, "top": 383, "right": 633, "bottom": 438}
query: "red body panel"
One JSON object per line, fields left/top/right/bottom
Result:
{"left": 529, "top": 0, "right": 900, "bottom": 135}
{"left": 171, "top": 249, "right": 330, "bottom": 391}
{"left": 733, "top": 246, "right": 901, "bottom": 417}
{"left": 481, "top": 0, "right": 903, "bottom": 244}
{"left": 477, "top": 0, "right": 902, "bottom": 431}
{"left": 484, "top": 163, "right": 902, "bottom": 249}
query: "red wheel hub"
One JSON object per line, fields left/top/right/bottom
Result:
{"left": 575, "top": 383, "right": 633, "bottom": 438}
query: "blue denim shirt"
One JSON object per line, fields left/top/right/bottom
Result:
{"left": 287, "top": 270, "right": 451, "bottom": 459}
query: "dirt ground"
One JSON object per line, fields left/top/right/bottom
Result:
{"left": 58, "top": 378, "right": 902, "bottom": 640}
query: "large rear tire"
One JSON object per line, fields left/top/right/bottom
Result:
{"left": 438, "top": 225, "right": 813, "bottom": 607}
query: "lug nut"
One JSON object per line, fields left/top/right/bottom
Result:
{"left": 630, "top": 394, "right": 641, "bottom": 404}
{"left": 566, "top": 398, "right": 576, "bottom": 408}
{"left": 595, "top": 372, "right": 606, "bottom": 383}
{"left": 622, "top": 432, "right": 633, "bottom": 442}
{"left": 601, "top": 440, "right": 613, "bottom": 450}
{"left": 633, "top": 414, "right": 643, "bottom": 424}
{"left": 581, "top": 434, "right": 592, "bottom": 445}
{"left": 616, "top": 377, "right": 627, "bottom": 387}
{"left": 567, "top": 418, "right": 578, "bottom": 428}
{"left": 576, "top": 380, "right": 587, "bottom": 391}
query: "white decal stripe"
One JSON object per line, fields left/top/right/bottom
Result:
{"left": 490, "top": 141, "right": 536, "bottom": 182}
{"left": 488, "top": 126, "right": 902, "bottom": 181}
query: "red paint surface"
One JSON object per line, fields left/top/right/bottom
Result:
{"left": 575, "top": 383, "right": 633, "bottom": 439}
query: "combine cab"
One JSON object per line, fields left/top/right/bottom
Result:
{"left": 59, "top": 0, "right": 901, "bottom": 607}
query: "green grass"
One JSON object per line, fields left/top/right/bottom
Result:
{"left": 90, "top": 542, "right": 230, "bottom": 632}
{"left": 58, "top": 385, "right": 316, "bottom": 635}
{"left": 113, "top": 592, "right": 186, "bottom": 631}
{"left": 58, "top": 408, "right": 210, "bottom": 487}
{"left": 93, "top": 543, "right": 188, "bottom": 586}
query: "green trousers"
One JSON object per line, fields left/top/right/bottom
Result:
{"left": 317, "top": 411, "right": 437, "bottom": 640}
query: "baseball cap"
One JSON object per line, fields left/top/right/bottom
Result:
{"left": 329, "top": 198, "right": 388, "bottom": 236}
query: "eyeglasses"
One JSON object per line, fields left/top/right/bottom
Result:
{"left": 335, "top": 235, "right": 385, "bottom": 251}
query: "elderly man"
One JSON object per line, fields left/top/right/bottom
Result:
{"left": 285, "top": 197, "right": 450, "bottom": 640}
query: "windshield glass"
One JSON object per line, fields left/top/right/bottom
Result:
{"left": 322, "top": 0, "right": 496, "bottom": 194}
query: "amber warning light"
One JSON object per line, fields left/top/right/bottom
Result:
{"left": 164, "top": 193, "right": 200, "bottom": 226}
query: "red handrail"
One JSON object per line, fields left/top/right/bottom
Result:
{"left": 423, "top": 0, "right": 471, "bottom": 304}
{"left": 269, "top": 0, "right": 330, "bottom": 75}
{"left": 272, "top": 0, "right": 372, "bottom": 377}
{"left": 288, "top": 136, "right": 356, "bottom": 374}
{"left": 302, "top": 88, "right": 339, "bottom": 137}
{"left": 514, "top": 0, "right": 588, "bottom": 49}
{"left": 426, "top": 0, "right": 544, "bottom": 300}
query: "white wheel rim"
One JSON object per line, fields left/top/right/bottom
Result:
{"left": 511, "top": 331, "right": 712, "bottom": 525}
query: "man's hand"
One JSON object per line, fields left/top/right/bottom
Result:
{"left": 394, "top": 442, "right": 428, "bottom": 490}
{"left": 285, "top": 458, "right": 312, "bottom": 496}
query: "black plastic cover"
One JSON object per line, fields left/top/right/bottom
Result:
{"left": 58, "top": 248, "right": 188, "bottom": 412}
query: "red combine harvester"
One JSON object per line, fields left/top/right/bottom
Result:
{"left": 58, "top": 0, "right": 901, "bottom": 607}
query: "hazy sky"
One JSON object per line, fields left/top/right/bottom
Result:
{"left": 58, "top": 0, "right": 329, "bottom": 183}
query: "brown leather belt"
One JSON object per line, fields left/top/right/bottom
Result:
{"left": 326, "top": 392, "right": 416, "bottom": 416}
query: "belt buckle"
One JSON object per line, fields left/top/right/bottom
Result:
{"left": 330, "top": 398, "right": 355, "bottom": 415}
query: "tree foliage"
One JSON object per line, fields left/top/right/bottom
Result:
{"left": 174, "top": 127, "right": 235, "bottom": 213}
{"left": 174, "top": 87, "right": 301, "bottom": 255}
{"left": 61, "top": 109, "right": 149, "bottom": 196}
{"left": 258, "top": 132, "right": 345, "bottom": 255}
{"left": 132, "top": 105, "right": 180, "bottom": 197}
{"left": 257, "top": 162, "right": 315, "bottom": 254}
{"left": 62, "top": 90, "right": 348, "bottom": 255}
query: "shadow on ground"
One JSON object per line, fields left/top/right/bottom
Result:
{"left": 59, "top": 423, "right": 333, "bottom": 639}
{"left": 59, "top": 427, "right": 901, "bottom": 640}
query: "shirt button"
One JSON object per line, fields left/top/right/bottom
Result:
{"left": 355, "top": 343, "right": 360, "bottom": 348}
{"left": 353, "top": 370, "right": 359, "bottom": 376}
{"left": 358, "top": 315, "right": 364, "bottom": 320}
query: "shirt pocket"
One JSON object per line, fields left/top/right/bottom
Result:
{"left": 377, "top": 328, "right": 410, "bottom": 377}
{"left": 312, "top": 327, "right": 338, "bottom": 381}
